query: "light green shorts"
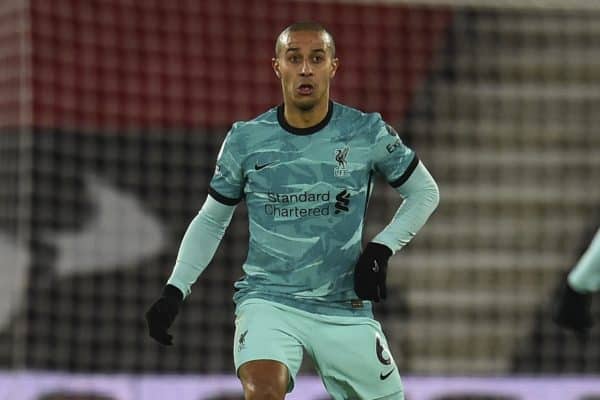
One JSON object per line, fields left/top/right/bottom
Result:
{"left": 233, "top": 298, "right": 404, "bottom": 400}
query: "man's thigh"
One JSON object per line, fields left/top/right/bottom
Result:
{"left": 233, "top": 299, "right": 304, "bottom": 392}
{"left": 307, "top": 317, "right": 404, "bottom": 400}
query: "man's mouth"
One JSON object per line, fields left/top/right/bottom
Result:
{"left": 297, "top": 84, "right": 314, "bottom": 95}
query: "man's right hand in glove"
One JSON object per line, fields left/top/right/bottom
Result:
{"left": 145, "top": 284, "right": 184, "bottom": 345}
{"left": 552, "top": 280, "right": 593, "bottom": 334}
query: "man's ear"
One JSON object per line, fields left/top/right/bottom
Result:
{"left": 330, "top": 57, "right": 339, "bottom": 79}
{"left": 272, "top": 58, "right": 281, "bottom": 78}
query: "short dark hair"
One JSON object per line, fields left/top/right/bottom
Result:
{"left": 275, "top": 21, "right": 336, "bottom": 58}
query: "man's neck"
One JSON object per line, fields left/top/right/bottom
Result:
{"left": 284, "top": 99, "right": 330, "bottom": 129}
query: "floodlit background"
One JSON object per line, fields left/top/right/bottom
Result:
{"left": 0, "top": 0, "right": 599, "bottom": 398}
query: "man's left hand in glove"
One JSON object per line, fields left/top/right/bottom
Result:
{"left": 354, "top": 242, "right": 393, "bottom": 302}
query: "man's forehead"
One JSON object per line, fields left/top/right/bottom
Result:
{"left": 280, "top": 30, "right": 331, "bottom": 50}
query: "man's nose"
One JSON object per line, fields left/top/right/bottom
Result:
{"left": 300, "top": 60, "right": 313, "bottom": 75}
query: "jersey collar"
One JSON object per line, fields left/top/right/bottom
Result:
{"left": 277, "top": 101, "right": 334, "bottom": 136}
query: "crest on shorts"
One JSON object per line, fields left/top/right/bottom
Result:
{"left": 237, "top": 329, "right": 248, "bottom": 352}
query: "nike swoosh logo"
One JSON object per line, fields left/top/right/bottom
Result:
{"left": 380, "top": 369, "right": 394, "bottom": 380}
{"left": 255, "top": 161, "right": 276, "bottom": 170}
{"left": 372, "top": 259, "right": 380, "bottom": 273}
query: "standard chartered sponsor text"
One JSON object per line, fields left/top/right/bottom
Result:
{"left": 265, "top": 191, "right": 331, "bottom": 218}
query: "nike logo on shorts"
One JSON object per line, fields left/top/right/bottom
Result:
{"left": 380, "top": 369, "right": 394, "bottom": 380}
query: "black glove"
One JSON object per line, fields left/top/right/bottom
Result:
{"left": 552, "top": 280, "right": 593, "bottom": 334}
{"left": 145, "top": 284, "right": 184, "bottom": 345}
{"left": 354, "top": 242, "right": 393, "bottom": 302}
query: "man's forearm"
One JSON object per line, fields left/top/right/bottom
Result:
{"left": 372, "top": 161, "right": 440, "bottom": 253}
{"left": 167, "top": 195, "right": 236, "bottom": 297}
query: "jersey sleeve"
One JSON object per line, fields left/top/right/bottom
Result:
{"left": 372, "top": 117, "right": 418, "bottom": 188}
{"left": 208, "top": 124, "right": 245, "bottom": 205}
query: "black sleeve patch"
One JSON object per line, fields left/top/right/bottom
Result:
{"left": 208, "top": 186, "right": 242, "bottom": 206}
{"left": 389, "top": 154, "right": 419, "bottom": 188}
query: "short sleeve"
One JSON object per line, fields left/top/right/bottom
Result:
{"left": 208, "top": 125, "right": 245, "bottom": 205}
{"left": 372, "top": 118, "right": 418, "bottom": 188}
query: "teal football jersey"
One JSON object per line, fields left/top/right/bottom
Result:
{"left": 209, "top": 101, "right": 417, "bottom": 317}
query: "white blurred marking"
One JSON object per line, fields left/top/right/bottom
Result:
{"left": 51, "top": 175, "right": 166, "bottom": 276}
{"left": 0, "top": 233, "right": 28, "bottom": 330}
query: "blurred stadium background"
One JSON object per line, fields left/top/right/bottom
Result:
{"left": 0, "top": 0, "right": 599, "bottom": 398}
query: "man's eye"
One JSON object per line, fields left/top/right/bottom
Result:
{"left": 289, "top": 55, "right": 300, "bottom": 63}
{"left": 313, "top": 55, "right": 323, "bottom": 63}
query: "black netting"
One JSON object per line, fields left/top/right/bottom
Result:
{"left": 0, "top": 0, "right": 599, "bottom": 377}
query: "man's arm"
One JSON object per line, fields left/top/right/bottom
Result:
{"left": 167, "top": 195, "right": 237, "bottom": 297}
{"left": 354, "top": 160, "right": 439, "bottom": 302}
{"left": 553, "top": 227, "right": 600, "bottom": 333}
{"left": 568, "top": 228, "right": 600, "bottom": 293}
{"left": 146, "top": 123, "right": 245, "bottom": 345}
{"left": 145, "top": 195, "right": 236, "bottom": 345}
{"left": 372, "top": 160, "right": 440, "bottom": 253}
